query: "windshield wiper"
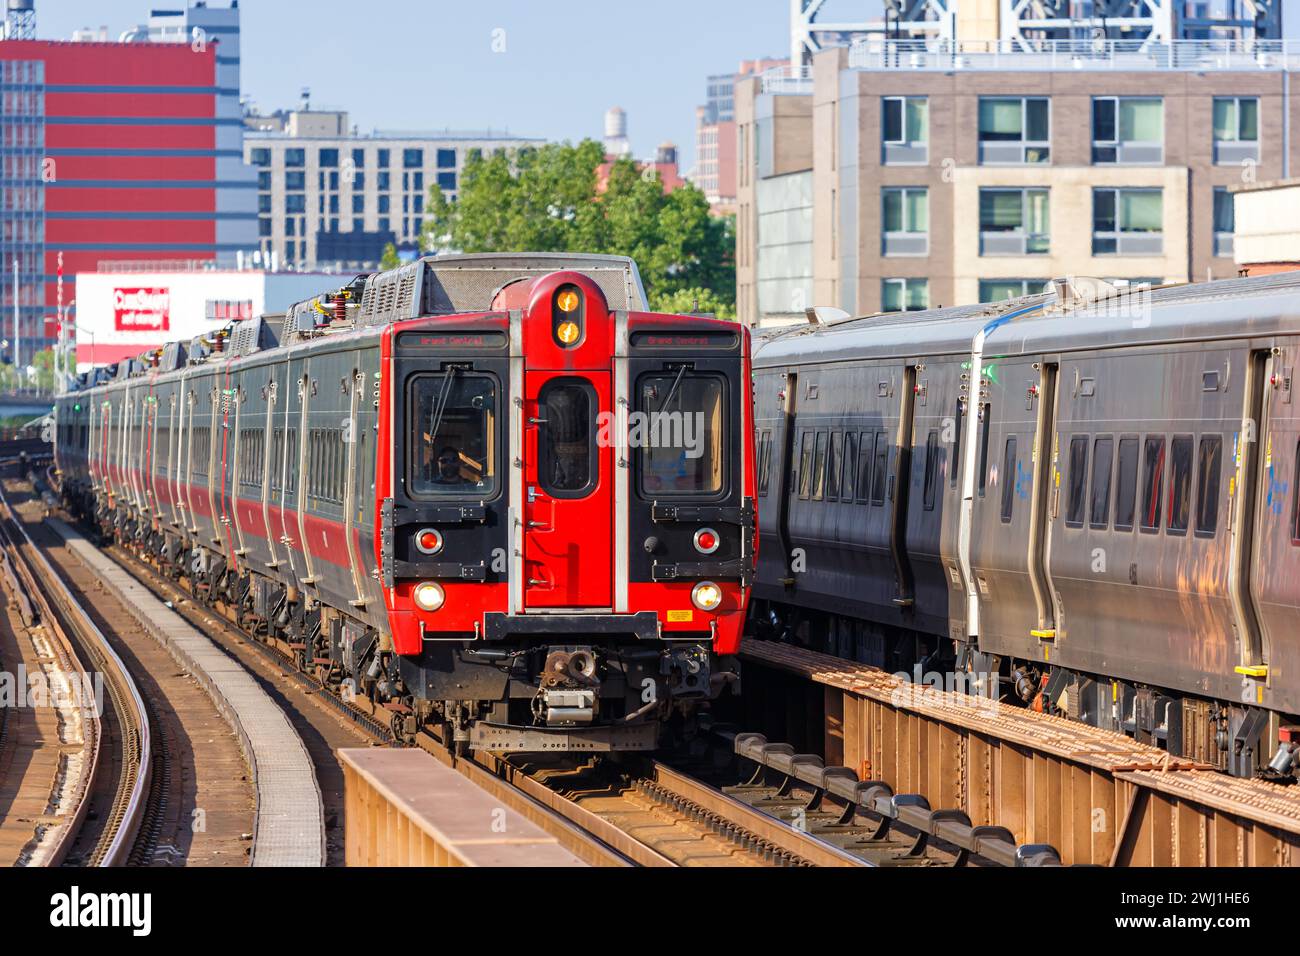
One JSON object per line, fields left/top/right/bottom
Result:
{"left": 426, "top": 367, "right": 458, "bottom": 452}
{"left": 658, "top": 365, "right": 687, "bottom": 414}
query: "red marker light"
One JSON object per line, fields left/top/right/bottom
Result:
{"left": 415, "top": 528, "right": 444, "bottom": 555}
{"left": 693, "top": 527, "right": 720, "bottom": 554}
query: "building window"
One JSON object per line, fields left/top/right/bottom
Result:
{"left": 257, "top": 170, "right": 271, "bottom": 190}
{"left": 284, "top": 170, "right": 305, "bottom": 191}
{"left": 286, "top": 218, "right": 296, "bottom": 236}
{"left": 250, "top": 147, "right": 270, "bottom": 166}
{"left": 436, "top": 148, "right": 456, "bottom": 168}
{"left": 353, "top": 172, "right": 365, "bottom": 191}
{"left": 978, "top": 97, "right": 1050, "bottom": 164}
{"left": 352, "top": 217, "right": 363, "bottom": 232}
{"left": 258, "top": 194, "right": 271, "bottom": 214}
{"left": 285, "top": 148, "right": 306, "bottom": 168}
{"left": 1092, "top": 97, "right": 1163, "bottom": 164}
{"left": 979, "top": 279, "right": 1044, "bottom": 303}
{"left": 1213, "top": 97, "right": 1259, "bottom": 164}
{"left": 378, "top": 195, "right": 390, "bottom": 214}
{"left": 1213, "top": 187, "right": 1234, "bottom": 258}
{"left": 258, "top": 217, "right": 271, "bottom": 237}
{"left": 285, "top": 194, "right": 306, "bottom": 214}
{"left": 319, "top": 148, "right": 339, "bottom": 167}
{"left": 377, "top": 148, "right": 390, "bottom": 167}
{"left": 378, "top": 171, "right": 390, "bottom": 191}
{"left": 403, "top": 148, "right": 424, "bottom": 168}
{"left": 979, "top": 188, "right": 1049, "bottom": 255}
{"left": 351, "top": 148, "right": 365, "bottom": 168}
{"left": 437, "top": 170, "right": 457, "bottom": 191}
{"left": 1093, "top": 187, "right": 1163, "bottom": 255}
{"left": 881, "top": 187, "right": 928, "bottom": 256}
{"left": 352, "top": 194, "right": 364, "bottom": 214}
{"left": 378, "top": 217, "right": 390, "bottom": 232}
{"left": 882, "top": 96, "right": 928, "bottom": 164}
{"left": 882, "top": 278, "right": 928, "bottom": 313}
{"left": 413, "top": 171, "right": 424, "bottom": 190}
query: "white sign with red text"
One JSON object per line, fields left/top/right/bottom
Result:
{"left": 113, "top": 287, "right": 171, "bottom": 332}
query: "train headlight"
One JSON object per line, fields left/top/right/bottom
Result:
{"left": 691, "top": 581, "right": 722, "bottom": 612}
{"left": 693, "top": 527, "right": 720, "bottom": 555}
{"left": 414, "top": 527, "right": 444, "bottom": 556}
{"left": 412, "top": 581, "right": 445, "bottom": 612}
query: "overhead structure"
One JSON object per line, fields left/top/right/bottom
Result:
{"left": 1001, "top": 0, "right": 1280, "bottom": 46}
{"left": 3, "top": 0, "right": 35, "bottom": 40}
{"left": 790, "top": 0, "right": 1282, "bottom": 64}
{"left": 790, "top": 0, "right": 956, "bottom": 68}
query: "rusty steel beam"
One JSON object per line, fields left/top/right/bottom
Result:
{"left": 743, "top": 640, "right": 1300, "bottom": 866}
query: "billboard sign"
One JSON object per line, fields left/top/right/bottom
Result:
{"left": 113, "top": 287, "right": 171, "bottom": 332}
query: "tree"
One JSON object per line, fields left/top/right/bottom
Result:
{"left": 379, "top": 242, "right": 401, "bottom": 270}
{"left": 425, "top": 141, "right": 735, "bottom": 317}
{"left": 649, "top": 287, "right": 736, "bottom": 321}
{"left": 31, "top": 348, "right": 55, "bottom": 393}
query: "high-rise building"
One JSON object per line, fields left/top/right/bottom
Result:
{"left": 244, "top": 114, "right": 544, "bottom": 269}
{"left": 0, "top": 0, "right": 257, "bottom": 368}
{"left": 737, "top": 4, "right": 1287, "bottom": 327}
{"left": 693, "top": 58, "right": 785, "bottom": 213}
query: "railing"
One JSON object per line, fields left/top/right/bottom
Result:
{"left": 759, "top": 65, "right": 813, "bottom": 94}
{"left": 847, "top": 37, "right": 1300, "bottom": 72}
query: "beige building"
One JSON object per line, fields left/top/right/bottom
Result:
{"left": 1232, "top": 178, "right": 1300, "bottom": 274}
{"left": 737, "top": 39, "right": 1297, "bottom": 327}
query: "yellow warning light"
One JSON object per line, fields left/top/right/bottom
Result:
{"left": 556, "top": 288, "right": 581, "bottom": 313}
{"left": 556, "top": 320, "right": 580, "bottom": 345}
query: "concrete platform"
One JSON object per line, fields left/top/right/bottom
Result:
{"left": 340, "top": 747, "right": 589, "bottom": 867}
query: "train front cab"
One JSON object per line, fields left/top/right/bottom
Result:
{"left": 379, "top": 270, "right": 753, "bottom": 751}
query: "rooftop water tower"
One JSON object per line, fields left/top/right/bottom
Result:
{"left": 4, "top": 0, "right": 35, "bottom": 40}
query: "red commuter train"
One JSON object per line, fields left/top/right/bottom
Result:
{"left": 54, "top": 254, "right": 755, "bottom": 751}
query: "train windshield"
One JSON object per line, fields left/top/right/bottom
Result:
{"left": 636, "top": 371, "right": 724, "bottom": 496}
{"left": 409, "top": 371, "right": 497, "bottom": 497}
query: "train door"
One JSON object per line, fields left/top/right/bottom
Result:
{"left": 1027, "top": 361, "right": 1059, "bottom": 636}
{"left": 262, "top": 372, "right": 282, "bottom": 571}
{"left": 295, "top": 365, "right": 318, "bottom": 586}
{"left": 522, "top": 371, "right": 613, "bottom": 608}
{"left": 218, "top": 368, "right": 235, "bottom": 560}
{"left": 774, "top": 371, "right": 798, "bottom": 585}
{"left": 228, "top": 373, "right": 248, "bottom": 568}
{"left": 342, "top": 364, "right": 369, "bottom": 608}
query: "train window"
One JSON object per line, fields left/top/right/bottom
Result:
{"left": 977, "top": 404, "right": 992, "bottom": 497}
{"left": 1115, "top": 437, "right": 1139, "bottom": 531}
{"left": 842, "top": 432, "right": 858, "bottom": 501}
{"left": 923, "top": 430, "right": 940, "bottom": 511}
{"left": 1089, "top": 437, "right": 1114, "bottom": 529}
{"left": 1293, "top": 440, "right": 1300, "bottom": 545}
{"left": 827, "top": 431, "right": 842, "bottom": 500}
{"left": 1140, "top": 436, "right": 1165, "bottom": 533}
{"left": 798, "top": 432, "right": 813, "bottom": 499}
{"left": 757, "top": 431, "right": 772, "bottom": 497}
{"left": 538, "top": 379, "right": 596, "bottom": 499}
{"left": 1066, "top": 436, "right": 1088, "bottom": 527}
{"left": 286, "top": 430, "right": 298, "bottom": 496}
{"left": 1000, "top": 437, "right": 1017, "bottom": 523}
{"left": 1167, "top": 436, "right": 1193, "bottom": 535}
{"left": 1195, "top": 435, "right": 1222, "bottom": 538}
{"left": 811, "top": 432, "right": 828, "bottom": 501}
{"left": 638, "top": 372, "right": 725, "bottom": 497}
{"left": 408, "top": 372, "right": 497, "bottom": 499}
{"left": 871, "top": 432, "right": 888, "bottom": 505}
{"left": 856, "top": 431, "right": 873, "bottom": 502}
{"left": 951, "top": 401, "right": 964, "bottom": 487}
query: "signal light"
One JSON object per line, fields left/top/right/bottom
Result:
{"left": 414, "top": 528, "right": 444, "bottom": 556}
{"left": 556, "top": 320, "right": 580, "bottom": 345}
{"left": 556, "top": 288, "right": 580, "bottom": 313}
{"left": 412, "top": 581, "right": 445, "bottom": 612}
{"left": 693, "top": 527, "right": 720, "bottom": 555}
{"left": 691, "top": 581, "right": 722, "bottom": 612}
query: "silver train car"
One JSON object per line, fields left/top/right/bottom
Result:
{"left": 752, "top": 271, "right": 1300, "bottom": 778}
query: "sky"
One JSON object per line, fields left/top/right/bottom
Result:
{"left": 32, "top": 0, "right": 791, "bottom": 173}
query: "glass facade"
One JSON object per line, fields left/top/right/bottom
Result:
{"left": 0, "top": 59, "right": 46, "bottom": 368}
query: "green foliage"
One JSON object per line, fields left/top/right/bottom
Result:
{"left": 648, "top": 287, "right": 736, "bottom": 321}
{"left": 379, "top": 242, "right": 401, "bottom": 271}
{"left": 425, "top": 141, "right": 735, "bottom": 317}
{"left": 31, "top": 348, "right": 55, "bottom": 393}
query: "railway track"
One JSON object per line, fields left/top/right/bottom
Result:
{"left": 63, "top": 489, "right": 870, "bottom": 867}
{"left": 0, "top": 482, "right": 149, "bottom": 866}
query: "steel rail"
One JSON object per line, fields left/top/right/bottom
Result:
{"left": 0, "top": 486, "right": 151, "bottom": 866}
